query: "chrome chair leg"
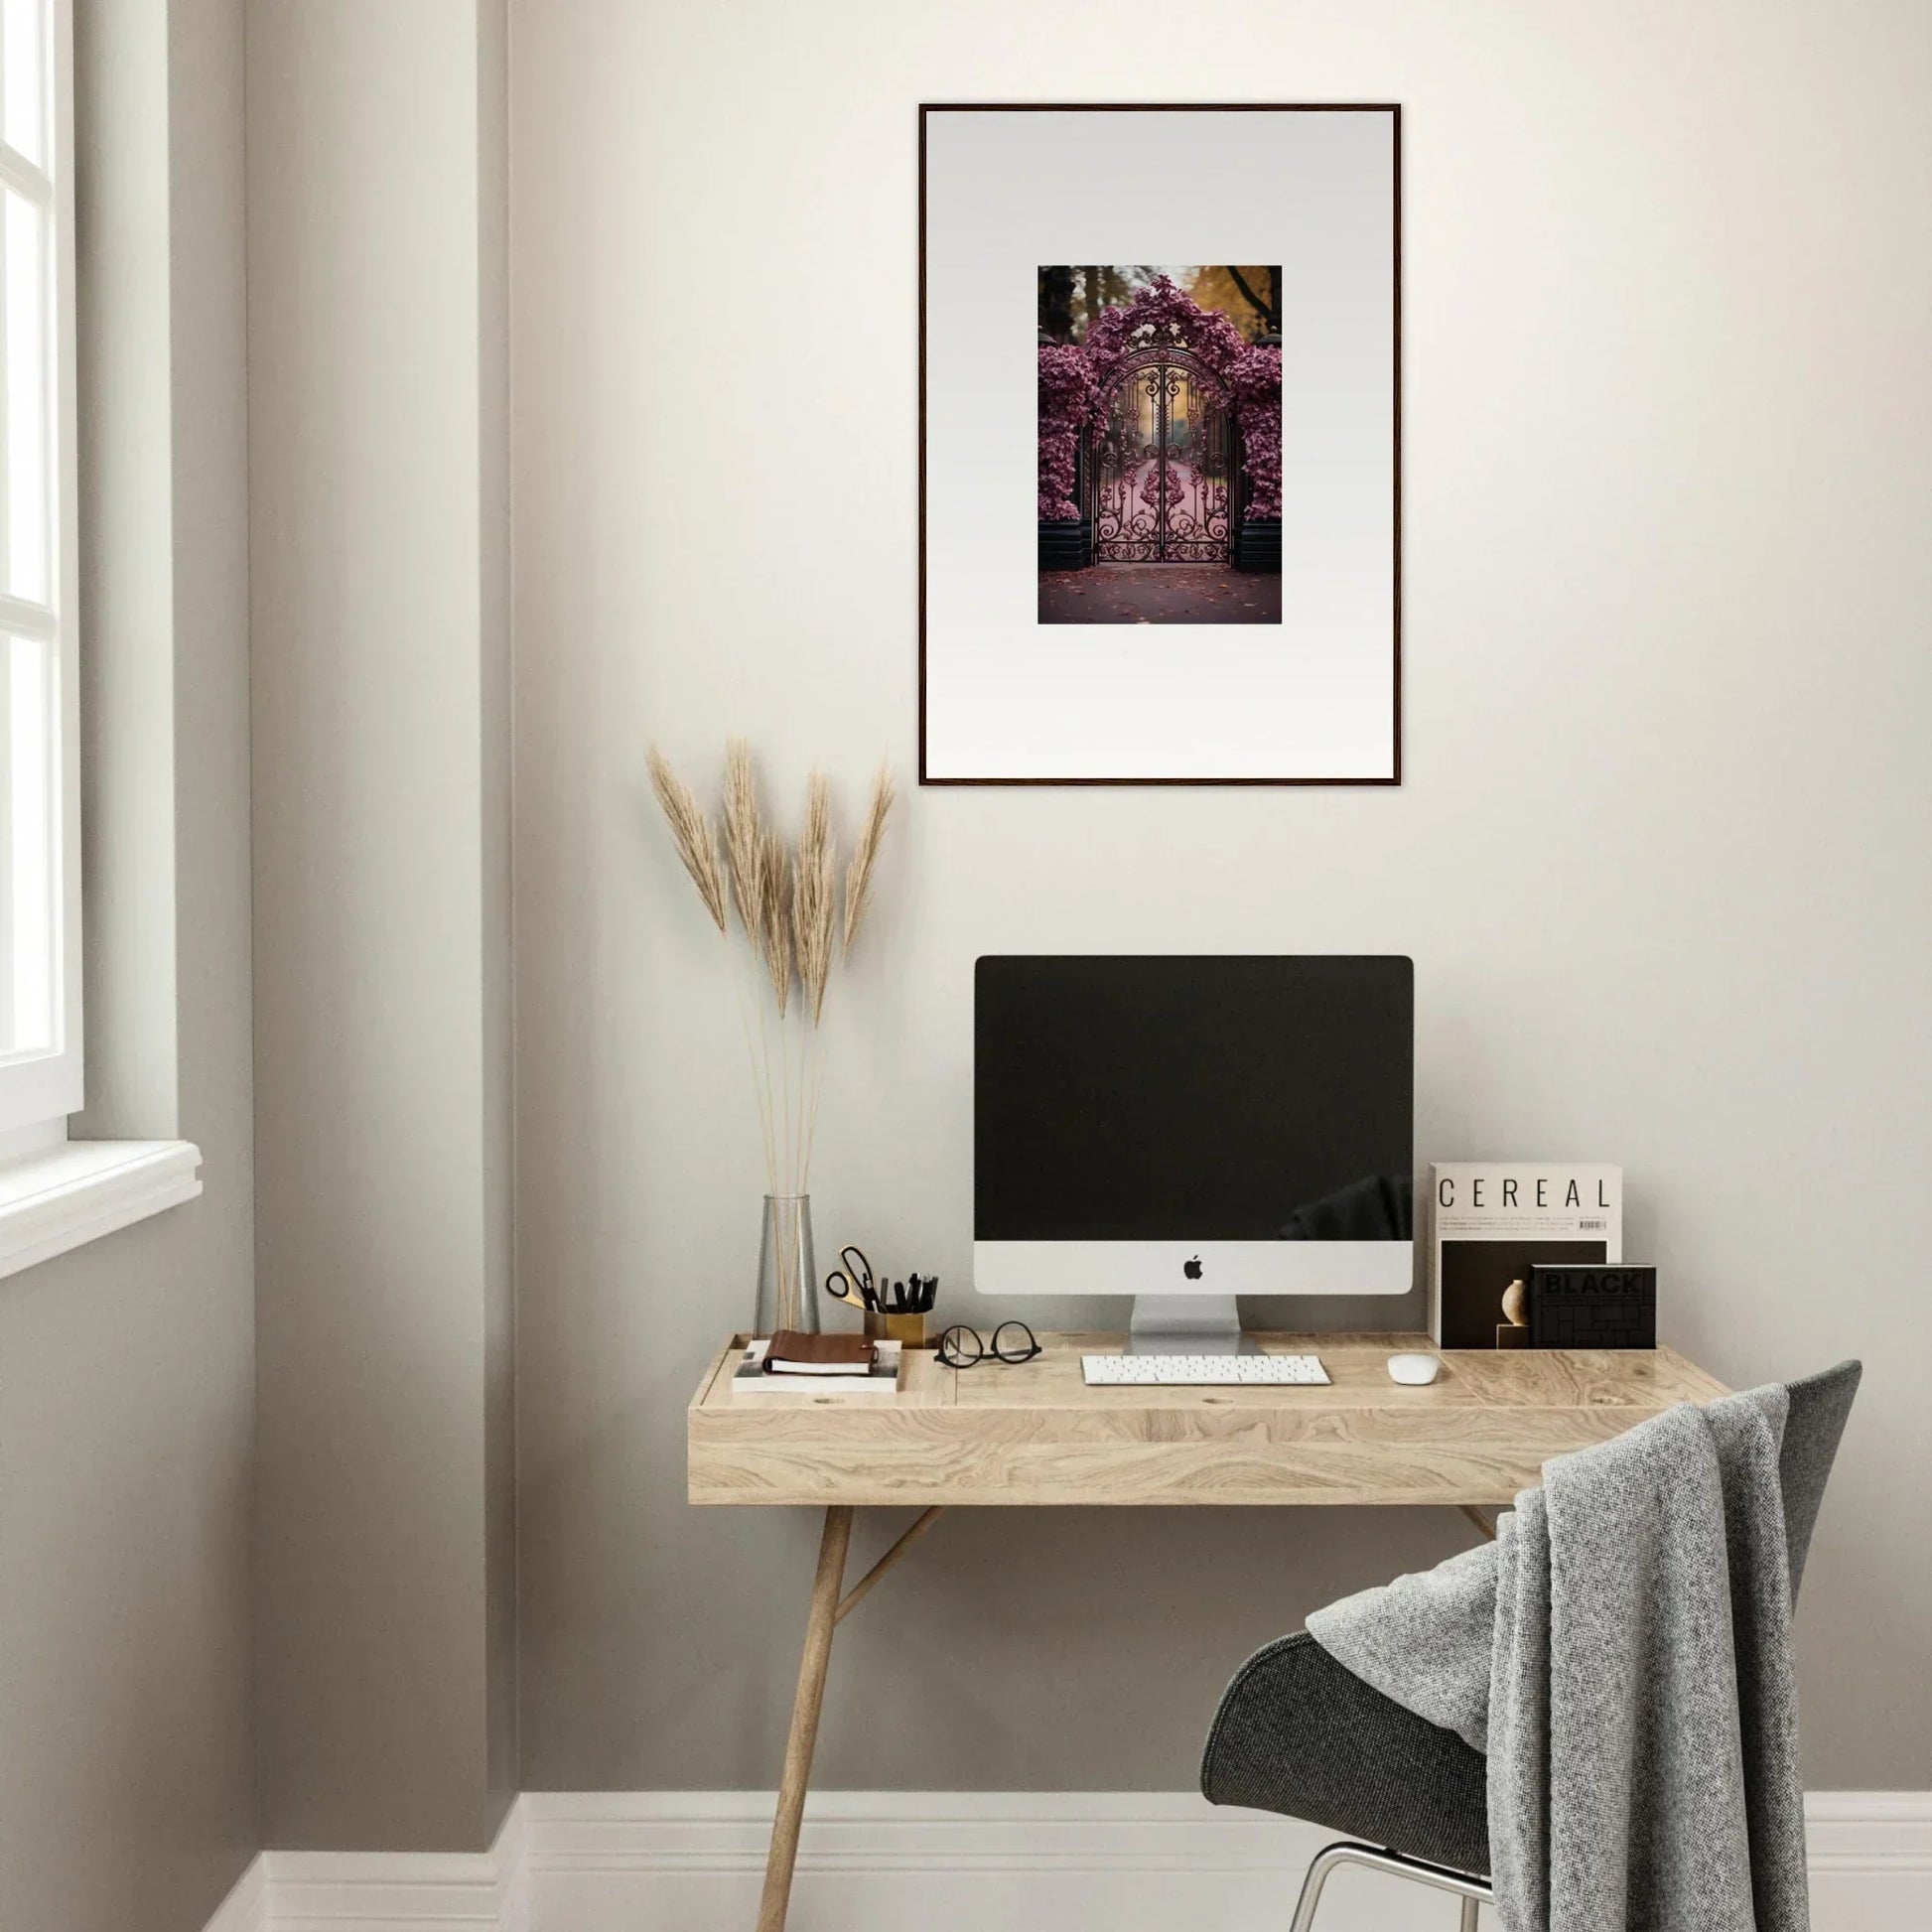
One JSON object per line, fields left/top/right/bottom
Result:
{"left": 1286, "top": 1844, "right": 1350, "bottom": 1932}
{"left": 1288, "top": 1841, "right": 1493, "bottom": 1932}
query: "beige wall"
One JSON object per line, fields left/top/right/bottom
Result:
{"left": 250, "top": 0, "right": 516, "bottom": 1853}
{"left": 510, "top": 0, "right": 1932, "bottom": 1793}
{"left": 478, "top": 0, "right": 519, "bottom": 1839}
{"left": 0, "top": 3, "right": 258, "bottom": 1929}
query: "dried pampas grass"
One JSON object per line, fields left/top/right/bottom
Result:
{"left": 722, "top": 738, "right": 763, "bottom": 938}
{"left": 758, "top": 827, "right": 793, "bottom": 1017}
{"left": 792, "top": 773, "right": 836, "bottom": 1025}
{"left": 842, "top": 761, "right": 895, "bottom": 956}
{"left": 646, "top": 742, "right": 895, "bottom": 1194}
{"left": 646, "top": 748, "right": 727, "bottom": 934}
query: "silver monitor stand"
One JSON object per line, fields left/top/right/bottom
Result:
{"left": 1126, "top": 1294, "right": 1257, "bottom": 1355}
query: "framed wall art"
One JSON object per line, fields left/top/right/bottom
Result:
{"left": 919, "top": 104, "right": 1401, "bottom": 785}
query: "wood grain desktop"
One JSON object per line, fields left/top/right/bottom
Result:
{"left": 688, "top": 1331, "right": 1727, "bottom": 1931}
{"left": 689, "top": 1331, "right": 1727, "bottom": 1509}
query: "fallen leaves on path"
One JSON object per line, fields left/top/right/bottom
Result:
{"left": 1038, "top": 565, "right": 1283, "bottom": 627}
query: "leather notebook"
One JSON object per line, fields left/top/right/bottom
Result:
{"left": 765, "top": 1330, "right": 877, "bottom": 1375}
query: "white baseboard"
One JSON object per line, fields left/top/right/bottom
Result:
{"left": 199, "top": 1804, "right": 527, "bottom": 1932}
{"left": 269, "top": 1803, "right": 527, "bottom": 1932}
{"left": 1803, "top": 1792, "right": 1932, "bottom": 1932}
{"left": 202, "top": 1789, "right": 1932, "bottom": 1931}
{"left": 202, "top": 1856, "right": 268, "bottom": 1932}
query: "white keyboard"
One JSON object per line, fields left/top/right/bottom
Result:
{"left": 1081, "top": 1352, "right": 1329, "bottom": 1387}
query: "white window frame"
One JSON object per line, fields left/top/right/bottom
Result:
{"left": 0, "top": 0, "right": 80, "bottom": 1143}
{"left": 0, "top": 0, "right": 200, "bottom": 1278}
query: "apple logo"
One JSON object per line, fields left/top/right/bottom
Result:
{"left": 1183, "top": 1255, "right": 1203, "bottom": 1280}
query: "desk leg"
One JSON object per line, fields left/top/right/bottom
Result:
{"left": 1458, "top": 1505, "right": 1498, "bottom": 1542}
{"left": 758, "top": 1504, "right": 853, "bottom": 1932}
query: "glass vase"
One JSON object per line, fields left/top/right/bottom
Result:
{"left": 754, "top": 1193, "right": 819, "bottom": 1338}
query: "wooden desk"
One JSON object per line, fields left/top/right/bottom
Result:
{"left": 688, "top": 1332, "right": 1725, "bottom": 1930}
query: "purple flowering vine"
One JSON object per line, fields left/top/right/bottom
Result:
{"left": 1036, "top": 275, "right": 1282, "bottom": 525}
{"left": 1036, "top": 344, "right": 1098, "bottom": 521}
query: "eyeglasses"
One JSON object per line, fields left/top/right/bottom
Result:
{"left": 936, "top": 1321, "right": 1041, "bottom": 1369}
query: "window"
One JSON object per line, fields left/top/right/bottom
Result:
{"left": 0, "top": 0, "right": 76, "bottom": 1144}
{"left": 0, "top": 0, "right": 200, "bottom": 1270}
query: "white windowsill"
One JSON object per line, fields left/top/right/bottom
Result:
{"left": 0, "top": 1139, "right": 203, "bottom": 1282}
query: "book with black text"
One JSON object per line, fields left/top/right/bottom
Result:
{"left": 1429, "top": 1164, "right": 1622, "bottom": 1348}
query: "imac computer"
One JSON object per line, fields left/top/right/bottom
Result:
{"left": 974, "top": 955, "right": 1414, "bottom": 1353}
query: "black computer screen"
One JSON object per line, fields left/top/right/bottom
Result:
{"left": 974, "top": 956, "right": 1414, "bottom": 1241}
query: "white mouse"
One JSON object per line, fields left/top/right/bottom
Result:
{"left": 1387, "top": 1352, "right": 1442, "bottom": 1386}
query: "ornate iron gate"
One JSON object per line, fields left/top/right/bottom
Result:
{"left": 1088, "top": 350, "right": 1232, "bottom": 563}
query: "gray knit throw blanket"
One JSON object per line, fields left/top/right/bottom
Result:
{"left": 1307, "top": 1388, "right": 1810, "bottom": 1932}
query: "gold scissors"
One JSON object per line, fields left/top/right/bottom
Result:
{"left": 824, "top": 1245, "right": 879, "bottom": 1312}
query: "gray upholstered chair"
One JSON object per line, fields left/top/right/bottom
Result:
{"left": 1200, "top": 1361, "right": 1861, "bottom": 1930}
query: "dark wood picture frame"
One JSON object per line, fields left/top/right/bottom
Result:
{"left": 917, "top": 102, "right": 1402, "bottom": 787}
